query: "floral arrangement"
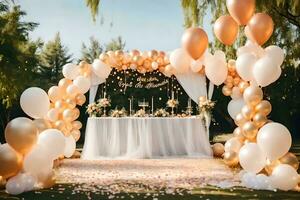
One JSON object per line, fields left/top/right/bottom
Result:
{"left": 154, "top": 109, "right": 169, "bottom": 117}
{"left": 166, "top": 99, "right": 179, "bottom": 108}
{"left": 198, "top": 98, "right": 215, "bottom": 115}
{"left": 98, "top": 97, "right": 111, "bottom": 108}
{"left": 133, "top": 109, "right": 147, "bottom": 117}
{"left": 110, "top": 108, "right": 127, "bottom": 117}
{"left": 86, "top": 102, "right": 102, "bottom": 117}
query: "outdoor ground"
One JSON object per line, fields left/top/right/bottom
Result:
{"left": 0, "top": 142, "right": 300, "bottom": 200}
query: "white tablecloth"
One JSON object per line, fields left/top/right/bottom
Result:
{"left": 81, "top": 117, "right": 212, "bottom": 160}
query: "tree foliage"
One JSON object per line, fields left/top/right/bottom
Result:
{"left": 105, "top": 36, "right": 126, "bottom": 51}
{"left": 81, "top": 37, "right": 103, "bottom": 63}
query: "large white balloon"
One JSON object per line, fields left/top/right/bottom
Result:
{"left": 205, "top": 57, "right": 228, "bottom": 86}
{"left": 225, "top": 137, "right": 243, "bottom": 153}
{"left": 38, "top": 129, "right": 66, "bottom": 160}
{"left": 239, "top": 143, "right": 267, "bottom": 173}
{"left": 214, "top": 50, "right": 226, "bottom": 64}
{"left": 92, "top": 59, "right": 112, "bottom": 79}
{"left": 257, "top": 122, "right": 292, "bottom": 161}
{"left": 20, "top": 87, "right": 50, "bottom": 119}
{"left": 236, "top": 53, "right": 257, "bottom": 81}
{"left": 20, "top": 173, "right": 37, "bottom": 192}
{"left": 6, "top": 175, "right": 24, "bottom": 195}
{"left": 265, "top": 45, "right": 284, "bottom": 66}
{"left": 271, "top": 164, "right": 299, "bottom": 191}
{"left": 23, "top": 144, "right": 53, "bottom": 178}
{"left": 73, "top": 76, "right": 91, "bottom": 94}
{"left": 227, "top": 98, "right": 245, "bottom": 119}
{"left": 64, "top": 135, "right": 76, "bottom": 158}
{"left": 253, "top": 56, "right": 279, "bottom": 87}
{"left": 169, "top": 48, "right": 192, "bottom": 74}
{"left": 62, "top": 63, "right": 80, "bottom": 80}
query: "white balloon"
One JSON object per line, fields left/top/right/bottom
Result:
{"left": 236, "top": 53, "right": 257, "bottom": 81}
{"left": 20, "top": 173, "right": 37, "bottom": 192}
{"left": 265, "top": 45, "right": 284, "bottom": 66}
{"left": 47, "top": 108, "right": 59, "bottom": 122}
{"left": 271, "top": 164, "right": 299, "bottom": 191}
{"left": 253, "top": 56, "right": 279, "bottom": 87}
{"left": 257, "top": 122, "right": 292, "bottom": 161}
{"left": 239, "top": 143, "right": 267, "bottom": 173}
{"left": 169, "top": 48, "right": 192, "bottom": 74}
{"left": 225, "top": 137, "right": 243, "bottom": 153}
{"left": 23, "top": 144, "right": 53, "bottom": 178}
{"left": 6, "top": 175, "right": 24, "bottom": 195}
{"left": 92, "top": 59, "right": 112, "bottom": 79}
{"left": 73, "top": 76, "right": 91, "bottom": 94}
{"left": 62, "top": 63, "right": 80, "bottom": 80}
{"left": 205, "top": 57, "right": 228, "bottom": 86}
{"left": 64, "top": 136, "right": 76, "bottom": 158}
{"left": 190, "top": 59, "right": 203, "bottom": 72}
{"left": 227, "top": 98, "right": 245, "bottom": 119}
{"left": 203, "top": 51, "right": 214, "bottom": 66}
{"left": 90, "top": 71, "right": 105, "bottom": 85}
{"left": 231, "top": 87, "right": 242, "bottom": 100}
{"left": 214, "top": 50, "right": 226, "bottom": 64}
{"left": 38, "top": 129, "right": 66, "bottom": 160}
{"left": 20, "top": 87, "right": 50, "bottom": 119}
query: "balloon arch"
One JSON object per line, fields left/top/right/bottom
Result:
{"left": 1, "top": 0, "right": 299, "bottom": 195}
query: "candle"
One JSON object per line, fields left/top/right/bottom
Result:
{"left": 188, "top": 98, "right": 191, "bottom": 107}
{"left": 172, "top": 91, "right": 174, "bottom": 100}
{"left": 104, "top": 92, "right": 106, "bottom": 98}
{"left": 151, "top": 96, "right": 154, "bottom": 114}
{"left": 129, "top": 99, "right": 132, "bottom": 116}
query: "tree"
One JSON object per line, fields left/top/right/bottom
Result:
{"left": 85, "top": 0, "right": 100, "bottom": 21}
{"left": 105, "top": 36, "right": 125, "bottom": 51}
{"left": 39, "top": 32, "right": 73, "bottom": 88}
{"left": 81, "top": 36, "right": 103, "bottom": 63}
{"left": 0, "top": 1, "right": 40, "bottom": 132}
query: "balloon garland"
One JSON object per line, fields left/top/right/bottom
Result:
{"left": 0, "top": 0, "right": 298, "bottom": 195}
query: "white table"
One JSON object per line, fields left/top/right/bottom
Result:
{"left": 81, "top": 117, "right": 212, "bottom": 159}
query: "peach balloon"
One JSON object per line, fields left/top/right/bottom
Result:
{"left": 55, "top": 100, "right": 67, "bottom": 113}
{"left": 71, "top": 129, "right": 81, "bottom": 142}
{"left": 222, "top": 85, "right": 232, "bottom": 96}
{"left": 75, "top": 94, "right": 86, "bottom": 106}
{"left": 226, "top": 0, "right": 255, "bottom": 25}
{"left": 63, "top": 109, "right": 75, "bottom": 122}
{"left": 58, "top": 78, "right": 72, "bottom": 89}
{"left": 212, "top": 143, "right": 225, "bottom": 157}
{"left": 252, "top": 113, "right": 267, "bottom": 128}
{"left": 247, "top": 13, "right": 274, "bottom": 45}
{"left": 223, "top": 151, "right": 239, "bottom": 167}
{"left": 65, "top": 98, "right": 76, "bottom": 109}
{"left": 5, "top": 117, "right": 38, "bottom": 155}
{"left": 181, "top": 27, "right": 208, "bottom": 60}
{"left": 242, "top": 121, "right": 258, "bottom": 139}
{"left": 48, "top": 86, "right": 64, "bottom": 103}
{"left": 0, "top": 144, "right": 22, "bottom": 179}
{"left": 47, "top": 108, "right": 60, "bottom": 122}
{"left": 241, "top": 105, "right": 255, "bottom": 120}
{"left": 72, "top": 121, "right": 82, "bottom": 130}
{"left": 255, "top": 100, "right": 272, "bottom": 116}
{"left": 243, "top": 85, "right": 263, "bottom": 106}
{"left": 66, "top": 84, "right": 80, "bottom": 98}
{"left": 235, "top": 113, "right": 247, "bottom": 127}
{"left": 214, "top": 15, "right": 239, "bottom": 45}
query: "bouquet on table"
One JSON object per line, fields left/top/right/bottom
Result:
{"left": 97, "top": 97, "right": 111, "bottom": 116}
{"left": 134, "top": 109, "right": 147, "bottom": 117}
{"left": 166, "top": 99, "right": 179, "bottom": 116}
{"left": 154, "top": 108, "right": 169, "bottom": 117}
{"left": 86, "top": 102, "right": 102, "bottom": 117}
{"left": 110, "top": 107, "right": 127, "bottom": 117}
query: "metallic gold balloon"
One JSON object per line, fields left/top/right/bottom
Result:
{"left": 72, "top": 108, "right": 80, "bottom": 121}
{"left": 133, "top": 55, "right": 144, "bottom": 66}
{"left": 279, "top": 152, "right": 299, "bottom": 171}
{"left": 243, "top": 85, "right": 263, "bottom": 106}
{"left": 65, "top": 98, "right": 76, "bottom": 109}
{"left": 181, "top": 27, "right": 208, "bottom": 60}
{"left": 212, "top": 143, "right": 225, "bottom": 157}
{"left": 222, "top": 85, "right": 232, "bottom": 96}
{"left": 75, "top": 94, "right": 86, "bottom": 106}
{"left": 226, "top": 82, "right": 234, "bottom": 89}
{"left": 115, "top": 50, "right": 124, "bottom": 59}
{"left": 247, "top": 13, "right": 274, "bottom": 45}
{"left": 235, "top": 113, "right": 247, "bottom": 127}
{"left": 33, "top": 119, "right": 52, "bottom": 133}
{"left": 148, "top": 50, "right": 158, "bottom": 60}
{"left": 223, "top": 151, "right": 239, "bottom": 167}
{"left": 71, "top": 129, "right": 81, "bottom": 142}
{"left": 233, "top": 127, "right": 245, "bottom": 142}
{"left": 99, "top": 53, "right": 109, "bottom": 61}
{"left": 233, "top": 77, "right": 240, "bottom": 86}
{"left": 264, "top": 159, "right": 280, "bottom": 175}
{"left": 58, "top": 78, "right": 72, "bottom": 89}
{"left": 242, "top": 121, "right": 258, "bottom": 139}
{"left": 214, "top": 15, "right": 239, "bottom": 45}
{"left": 0, "top": 144, "right": 22, "bottom": 179}
{"left": 238, "top": 81, "right": 249, "bottom": 93}
{"left": 241, "top": 105, "right": 255, "bottom": 120}
{"left": 226, "top": 75, "right": 234, "bottom": 84}
{"left": 48, "top": 86, "right": 64, "bottom": 103}
{"left": 130, "top": 49, "right": 140, "bottom": 57}
{"left": 53, "top": 120, "right": 66, "bottom": 131}
{"left": 255, "top": 100, "right": 272, "bottom": 116}
{"left": 72, "top": 121, "right": 82, "bottom": 130}
{"left": 5, "top": 117, "right": 38, "bottom": 155}
{"left": 55, "top": 100, "right": 67, "bottom": 113}
{"left": 63, "top": 109, "right": 75, "bottom": 122}
{"left": 252, "top": 113, "right": 267, "bottom": 128}
{"left": 226, "top": 0, "right": 255, "bottom": 25}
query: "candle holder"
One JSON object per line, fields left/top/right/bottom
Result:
{"left": 167, "top": 99, "right": 179, "bottom": 117}
{"left": 185, "top": 106, "right": 193, "bottom": 116}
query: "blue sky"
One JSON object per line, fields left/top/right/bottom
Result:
{"left": 18, "top": 0, "right": 213, "bottom": 58}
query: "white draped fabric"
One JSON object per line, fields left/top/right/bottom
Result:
{"left": 81, "top": 117, "right": 213, "bottom": 160}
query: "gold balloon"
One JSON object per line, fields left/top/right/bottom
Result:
{"left": 0, "top": 144, "right": 22, "bottom": 179}
{"left": 279, "top": 152, "right": 299, "bottom": 170}
{"left": 72, "top": 121, "right": 82, "bottom": 130}
{"left": 5, "top": 117, "right": 38, "bottom": 155}
{"left": 238, "top": 81, "right": 249, "bottom": 93}
{"left": 226, "top": 0, "right": 255, "bottom": 25}
{"left": 264, "top": 159, "right": 280, "bottom": 175}
{"left": 214, "top": 15, "right": 239, "bottom": 45}
{"left": 48, "top": 86, "right": 64, "bottom": 103}
{"left": 55, "top": 100, "right": 67, "bottom": 113}
{"left": 252, "top": 113, "right": 267, "bottom": 128}
{"left": 223, "top": 151, "right": 239, "bottom": 167}
{"left": 241, "top": 105, "right": 255, "bottom": 120}
{"left": 148, "top": 50, "right": 158, "bottom": 60}
{"left": 65, "top": 98, "right": 76, "bottom": 109}
{"left": 242, "top": 121, "right": 258, "bottom": 139}
{"left": 233, "top": 127, "right": 246, "bottom": 142}
{"left": 130, "top": 49, "right": 140, "bottom": 57}
{"left": 71, "top": 129, "right": 81, "bottom": 142}
{"left": 33, "top": 119, "right": 52, "bottom": 133}
{"left": 99, "top": 53, "right": 109, "bottom": 61}
{"left": 235, "top": 113, "right": 247, "bottom": 127}
{"left": 247, "top": 13, "right": 274, "bottom": 45}
{"left": 212, "top": 143, "right": 225, "bottom": 157}
{"left": 39, "top": 170, "right": 56, "bottom": 189}
{"left": 63, "top": 109, "right": 75, "bottom": 122}
{"left": 53, "top": 120, "right": 66, "bottom": 131}
{"left": 76, "top": 94, "right": 86, "bottom": 106}
{"left": 243, "top": 85, "right": 263, "bottom": 106}
{"left": 0, "top": 176, "right": 6, "bottom": 189}
{"left": 233, "top": 77, "right": 240, "bottom": 86}
{"left": 226, "top": 75, "right": 234, "bottom": 84}
{"left": 58, "top": 78, "right": 72, "bottom": 89}
{"left": 181, "top": 27, "right": 208, "bottom": 60}
{"left": 72, "top": 108, "right": 80, "bottom": 121}
{"left": 255, "top": 100, "right": 272, "bottom": 116}
{"left": 222, "top": 85, "right": 232, "bottom": 96}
